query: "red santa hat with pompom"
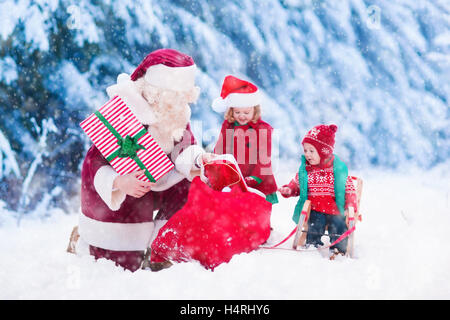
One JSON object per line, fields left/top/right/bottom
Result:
{"left": 302, "top": 124, "right": 338, "bottom": 162}
{"left": 212, "top": 75, "right": 261, "bottom": 113}
{"left": 130, "top": 48, "right": 196, "bottom": 92}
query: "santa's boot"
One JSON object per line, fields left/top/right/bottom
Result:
{"left": 141, "top": 219, "right": 173, "bottom": 271}
{"left": 66, "top": 226, "right": 79, "bottom": 254}
{"left": 149, "top": 260, "right": 173, "bottom": 272}
{"left": 141, "top": 249, "right": 173, "bottom": 272}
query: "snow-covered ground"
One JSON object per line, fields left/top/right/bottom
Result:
{"left": 1, "top": 162, "right": 449, "bottom": 300}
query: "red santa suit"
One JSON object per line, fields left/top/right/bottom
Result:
{"left": 77, "top": 49, "right": 205, "bottom": 272}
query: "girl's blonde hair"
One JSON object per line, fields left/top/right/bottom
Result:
{"left": 225, "top": 105, "right": 261, "bottom": 124}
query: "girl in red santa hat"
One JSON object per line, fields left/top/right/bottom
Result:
{"left": 212, "top": 75, "right": 278, "bottom": 205}
{"left": 146, "top": 76, "right": 278, "bottom": 271}
{"left": 278, "top": 124, "right": 358, "bottom": 259}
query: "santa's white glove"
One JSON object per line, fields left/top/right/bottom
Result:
{"left": 196, "top": 153, "right": 215, "bottom": 185}
{"left": 200, "top": 163, "right": 209, "bottom": 185}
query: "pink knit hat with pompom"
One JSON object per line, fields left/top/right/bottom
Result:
{"left": 302, "top": 124, "right": 338, "bottom": 162}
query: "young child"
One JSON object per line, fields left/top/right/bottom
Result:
{"left": 278, "top": 124, "right": 357, "bottom": 258}
{"left": 212, "top": 75, "right": 278, "bottom": 205}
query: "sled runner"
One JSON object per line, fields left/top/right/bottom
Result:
{"left": 291, "top": 176, "right": 363, "bottom": 258}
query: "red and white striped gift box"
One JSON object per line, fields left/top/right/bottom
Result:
{"left": 80, "top": 96, "right": 174, "bottom": 182}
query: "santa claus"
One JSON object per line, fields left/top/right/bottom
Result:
{"left": 68, "top": 49, "right": 212, "bottom": 272}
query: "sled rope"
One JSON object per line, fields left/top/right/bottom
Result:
{"left": 260, "top": 224, "right": 355, "bottom": 252}
{"left": 266, "top": 226, "right": 298, "bottom": 249}
{"left": 324, "top": 225, "right": 355, "bottom": 249}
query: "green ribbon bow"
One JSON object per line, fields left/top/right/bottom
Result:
{"left": 95, "top": 110, "right": 156, "bottom": 182}
{"left": 115, "top": 135, "right": 146, "bottom": 159}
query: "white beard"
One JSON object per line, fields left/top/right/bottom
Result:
{"left": 106, "top": 74, "right": 198, "bottom": 154}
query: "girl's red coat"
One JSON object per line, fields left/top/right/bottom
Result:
{"left": 213, "top": 119, "right": 277, "bottom": 196}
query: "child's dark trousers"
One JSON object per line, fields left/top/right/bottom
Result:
{"left": 306, "top": 210, "right": 348, "bottom": 253}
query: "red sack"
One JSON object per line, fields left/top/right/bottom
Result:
{"left": 150, "top": 157, "right": 271, "bottom": 270}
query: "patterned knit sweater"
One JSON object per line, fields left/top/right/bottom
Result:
{"left": 283, "top": 162, "right": 358, "bottom": 215}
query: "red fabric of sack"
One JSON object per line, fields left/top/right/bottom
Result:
{"left": 150, "top": 169, "right": 271, "bottom": 270}
{"left": 203, "top": 159, "right": 248, "bottom": 192}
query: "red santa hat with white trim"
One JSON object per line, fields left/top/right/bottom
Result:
{"left": 130, "top": 48, "right": 196, "bottom": 92}
{"left": 212, "top": 75, "right": 261, "bottom": 113}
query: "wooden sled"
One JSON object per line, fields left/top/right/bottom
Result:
{"left": 292, "top": 176, "right": 363, "bottom": 258}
